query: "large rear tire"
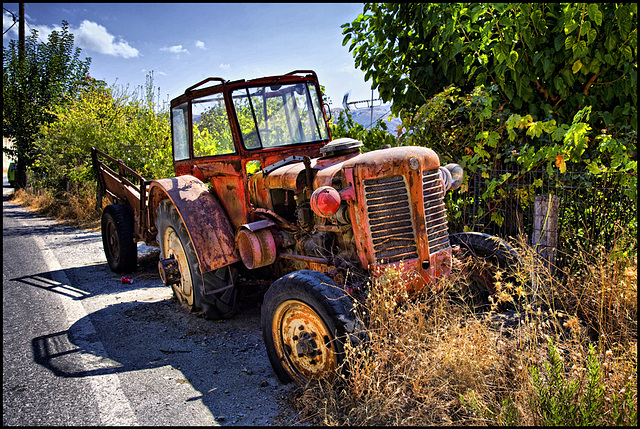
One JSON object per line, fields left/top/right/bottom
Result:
{"left": 261, "top": 270, "right": 363, "bottom": 384}
{"left": 155, "top": 199, "right": 237, "bottom": 319}
{"left": 101, "top": 204, "right": 137, "bottom": 273}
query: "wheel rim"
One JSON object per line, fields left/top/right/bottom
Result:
{"left": 272, "top": 300, "right": 338, "bottom": 382}
{"left": 163, "top": 226, "right": 194, "bottom": 307}
{"left": 105, "top": 217, "right": 120, "bottom": 264}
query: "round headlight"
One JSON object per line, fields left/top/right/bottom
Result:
{"left": 310, "top": 186, "right": 341, "bottom": 217}
{"left": 444, "top": 163, "right": 464, "bottom": 190}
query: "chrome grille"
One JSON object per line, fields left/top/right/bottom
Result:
{"left": 364, "top": 175, "right": 418, "bottom": 263}
{"left": 423, "top": 169, "right": 451, "bottom": 254}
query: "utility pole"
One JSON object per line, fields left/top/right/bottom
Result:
{"left": 16, "top": 3, "right": 27, "bottom": 188}
{"left": 19, "top": 3, "right": 25, "bottom": 55}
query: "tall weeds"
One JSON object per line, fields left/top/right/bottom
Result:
{"left": 10, "top": 184, "right": 106, "bottom": 229}
{"left": 293, "top": 235, "right": 637, "bottom": 426}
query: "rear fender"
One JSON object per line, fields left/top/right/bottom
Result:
{"left": 148, "top": 175, "right": 240, "bottom": 273}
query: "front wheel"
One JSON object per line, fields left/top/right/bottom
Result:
{"left": 261, "top": 270, "right": 363, "bottom": 384}
{"left": 449, "top": 232, "right": 521, "bottom": 311}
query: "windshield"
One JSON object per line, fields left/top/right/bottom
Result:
{"left": 232, "top": 82, "right": 329, "bottom": 150}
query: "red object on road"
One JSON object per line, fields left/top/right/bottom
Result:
{"left": 121, "top": 276, "right": 133, "bottom": 284}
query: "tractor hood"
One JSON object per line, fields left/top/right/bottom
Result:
{"left": 249, "top": 140, "right": 443, "bottom": 211}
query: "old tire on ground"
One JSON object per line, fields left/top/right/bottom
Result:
{"left": 261, "top": 270, "right": 363, "bottom": 384}
{"left": 101, "top": 204, "right": 137, "bottom": 273}
{"left": 155, "top": 199, "right": 237, "bottom": 319}
{"left": 449, "top": 232, "right": 521, "bottom": 311}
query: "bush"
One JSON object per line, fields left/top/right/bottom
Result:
{"left": 329, "top": 109, "right": 397, "bottom": 151}
{"left": 31, "top": 74, "right": 173, "bottom": 195}
{"left": 292, "top": 234, "right": 637, "bottom": 426}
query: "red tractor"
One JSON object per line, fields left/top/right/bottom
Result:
{"left": 92, "top": 70, "right": 515, "bottom": 384}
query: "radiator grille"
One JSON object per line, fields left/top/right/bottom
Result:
{"left": 423, "top": 169, "right": 451, "bottom": 254}
{"left": 364, "top": 176, "right": 418, "bottom": 263}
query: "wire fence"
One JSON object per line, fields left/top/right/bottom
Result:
{"left": 447, "top": 169, "right": 637, "bottom": 253}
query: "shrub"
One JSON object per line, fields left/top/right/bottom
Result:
{"left": 292, "top": 234, "right": 637, "bottom": 426}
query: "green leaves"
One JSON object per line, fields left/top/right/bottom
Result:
{"left": 33, "top": 75, "right": 173, "bottom": 192}
{"left": 572, "top": 60, "right": 582, "bottom": 74}
{"left": 341, "top": 4, "right": 636, "bottom": 235}
{"left": 3, "top": 20, "right": 92, "bottom": 187}
{"left": 587, "top": 4, "right": 603, "bottom": 26}
{"left": 342, "top": 3, "right": 636, "bottom": 130}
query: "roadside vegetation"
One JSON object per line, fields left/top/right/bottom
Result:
{"left": 4, "top": 3, "right": 636, "bottom": 426}
{"left": 292, "top": 234, "right": 637, "bottom": 425}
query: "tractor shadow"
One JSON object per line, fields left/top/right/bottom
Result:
{"left": 10, "top": 244, "right": 163, "bottom": 300}
{"left": 28, "top": 255, "right": 299, "bottom": 425}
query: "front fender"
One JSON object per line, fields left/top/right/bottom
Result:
{"left": 148, "top": 175, "right": 240, "bottom": 273}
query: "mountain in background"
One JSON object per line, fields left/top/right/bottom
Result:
{"left": 330, "top": 103, "right": 401, "bottom": 135}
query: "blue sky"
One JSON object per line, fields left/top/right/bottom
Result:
{"left": 2, "top": 3, "right": 379, "bottom": 110}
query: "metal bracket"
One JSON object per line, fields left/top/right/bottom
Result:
{"left": 262, "top": 155, "right": 304, "bottom": 175}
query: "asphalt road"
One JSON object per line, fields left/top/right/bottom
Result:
{"left": 2, "top": 176, "right": 302, "bottom": 426}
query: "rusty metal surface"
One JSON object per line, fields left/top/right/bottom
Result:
{"left": 338, "top": 146, "right": 451, "bottom": 292}
{"left": 235, "top": 225, "right": 277, "bottom": 269}
{"left": 158, "top": 257, "right": 181, "bottom": 286}
{"left": 272, "top": 300, "right": 338, "bottom": 382}
{"left": 422, "top": 169, "right": 450, "bottom": 255}
{"left": 364, "top": 175, "right": 417, "bottom": 263}
{"left": 169, "top": 70, "right": 330, "bottom": 229}
{"left": 342, "top": 147, "right": 441, "bottom": 267}
{"left": 264, "top": 162, "right": 307, "bottom": 191}
{"left": 148, "top": 175, "right": 240, "bottom": 274}
{"left": 91, "top": 147, "right": 152, "bottom": 242}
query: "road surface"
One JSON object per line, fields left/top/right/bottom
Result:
{"left": 2, "top": 175, "right": 303, "bottom": 426}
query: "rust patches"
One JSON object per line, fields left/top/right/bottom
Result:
{"left": 273, "top": 300, "right": 338, "bottom": 382}
{"left": 149, "top": 175, "right": 240, "bottom": 274}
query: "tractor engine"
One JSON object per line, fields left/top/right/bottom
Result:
{"left": 237, "top": 138, "right": 463, "bottom": 293}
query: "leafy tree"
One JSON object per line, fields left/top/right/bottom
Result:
{"left": 3, "top": 21, "right": 92, "bottom": 188}
{"left": 343, "top": 3, "right": 636, "bottom": 244}
{"left": 342, "top": 3, "right": 637, "bottom": 130}
{"left": 33, "top": 74, "right": 173, "bottom": 194}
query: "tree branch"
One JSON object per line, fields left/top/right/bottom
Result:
{"left": 535, "top": 79, "right": 549, "bottom": 101}
{"left": 583, "top": 73, "right": 600, "bottom": 95}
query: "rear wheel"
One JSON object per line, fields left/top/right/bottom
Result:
{"left": 449, "top": 232, "right": 521, "bottom": 311}
{"left": 155, "top": 199, "right": 237, "bottom": 319}
{"left": 101, "top": 204, "right": 137, "bottom": 273}
{"left": 261, "top": 270, "right": 363, "bottom": 384}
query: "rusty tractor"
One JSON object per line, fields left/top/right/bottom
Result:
{"left": 92, "top": 70, "right": 518, "bottom": 384}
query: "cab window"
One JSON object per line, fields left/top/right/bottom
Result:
{"left": 192, "top": 93, "right": 235, "bottom": 157}
{"left": 171, "top": 103, "right": 190, "bottom": 161}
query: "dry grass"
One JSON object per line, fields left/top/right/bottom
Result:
{"left": 9, "top": 186, "right": 105, "bottom": 230}
{"left": 9, "top": 185, "right": 637, "bottom": 425}
{"left": 293, "top": 237, "right": 637, "bottom": 426}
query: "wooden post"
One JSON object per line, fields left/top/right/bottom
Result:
{"left": 532, "top": 195, "right": 559, "bottom": 275}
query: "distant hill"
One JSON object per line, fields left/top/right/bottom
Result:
{"left": 331, "top": 104, "right": 401, "bottom": 135}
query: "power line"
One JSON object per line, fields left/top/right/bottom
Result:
{"left": 3, "top": 7, "right": 48, "bottom": 44}
{"left": 25, "top": 20, "right": 47, "bottom": 44}
{"left": 3, "top": 7, "right": 18, "bottom": 35}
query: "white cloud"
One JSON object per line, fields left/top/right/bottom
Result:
{"left": 220, "top": 63, "right": 231, "bottom": 70}
{"left": 75, "top": 20, "right": 139, "bottom": 58}
{"left": 3, "top": 10, "right": 55, "bottom": 41}
{"left": 2, "top": 14, "right": 139, "bottom": 59}
{"left": 195, "top": 40, "right": 206, "bottom": 50}
{"left": 161, "top": 45, "right": 189, "bottom": 55}
{"left": 141, "top": 69, "right": 166, "bottom": 76}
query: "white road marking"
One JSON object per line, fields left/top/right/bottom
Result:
{"left": 31, "top": 232, "right": 139, "bottom": 426}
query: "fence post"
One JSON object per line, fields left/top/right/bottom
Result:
{"left": 532, "top": 195, "right": 559, "bottom": 276}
